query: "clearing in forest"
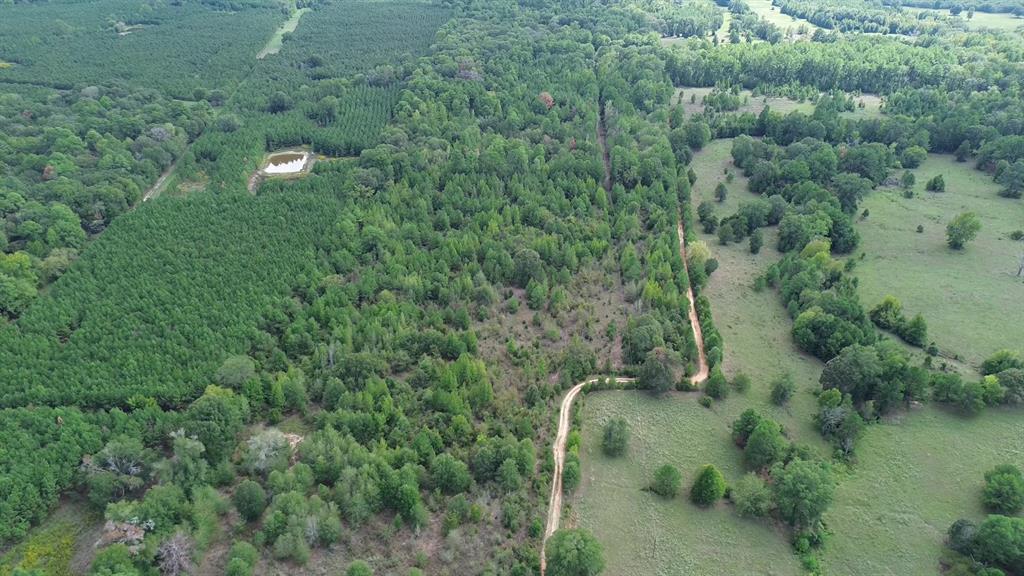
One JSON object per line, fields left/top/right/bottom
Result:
{"left": 257, "top": 6, "right": 310, "bottom": 58}
{"left": 573, "top": 391, "right": 803, "bottom": 576}
{"left": 675, "top": 86, "right": 816, "bottom": 117}
{"left": 906, "top": 7, "right": 1024, "bottom": 31}
{"left": 853, "top": 154, "right": 1024, "bottom": 367}
{"left": 746, "top": 0, "right": 819, "bottom": 36}
{"left": 688, "top": 139, "right": 829, "bottom": 446}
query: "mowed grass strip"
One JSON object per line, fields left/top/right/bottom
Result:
{"left": 853, "top": 154, "right": 1024, "bottom": 367}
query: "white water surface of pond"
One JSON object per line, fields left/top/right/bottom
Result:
{"left": 264, "top": 152, "right": 308, "bottom": 174}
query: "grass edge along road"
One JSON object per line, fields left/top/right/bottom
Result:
{"left": 541, "top": 211, "right": 709, "bottom": 574}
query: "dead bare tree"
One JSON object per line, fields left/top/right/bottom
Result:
{"left": 157, "top": 532, "right": 193, "bottom": 576}
{"left": 1017, "top": 252, "right": 1023, "bottom": 277}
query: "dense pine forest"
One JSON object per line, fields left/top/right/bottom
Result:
{"left": 1, "top": 0, "right": 1023, "bottom": 574}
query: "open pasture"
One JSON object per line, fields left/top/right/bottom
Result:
{"left": 853, "top": 154, "right": 1024, "bottom": 367}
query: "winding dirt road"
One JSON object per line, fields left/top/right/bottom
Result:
{"left": 540, "top": 213, "right": 709, "bottom": 572}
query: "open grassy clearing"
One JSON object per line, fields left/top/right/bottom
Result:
{"left": 852, "top": 154, "right": 1024, "bottom": 367}
{"left": 257, "top": 6, "right": 310, "bottom": 58}
{"left": 747, "top": 0, "right": 820, "bottom": 37}
{"left": 0, "top": 496, "right": 103, "bottom": 576}
{"left": 821, "top": 405, "right": 1024, "bottom": 575}
{"left": 905, "top": 6, "right": 1024, "bottom": 31}
{"left": 690, "top": 139, "right": 829, "bottom": 447}
{"left": 675, "top": 87, "right": 816, "bottom": 116}
{"left": 841, "top": 93, "right": 884, "bottom": 120}
{"left": 660, "top": 8, "right": 734, "bottom": 46}
{"left": 573, "top": 391, "right": 804, "bottom": 576}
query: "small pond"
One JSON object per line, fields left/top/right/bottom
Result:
{"left": 264, "top": 152, "right": 308, "bottom": 174}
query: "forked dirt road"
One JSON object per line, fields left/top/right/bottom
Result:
{"left": 540, "top": 213, "right": 709, "bottom": 572}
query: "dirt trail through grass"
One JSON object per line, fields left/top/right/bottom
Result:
{"left": 678, "top": 217, "right": 710, "bottom": 383}
{"left": 540, "top": 213, "right": 709, "bottom": 573}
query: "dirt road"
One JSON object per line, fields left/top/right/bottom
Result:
{"left": 540, "top": 214, "right": 709, "bottom": 573}
{"left": 677, "top": 218, "right": 709, "bottom": 383}
{"left": 540, "top": 376, "right": 635, "bottom": 573}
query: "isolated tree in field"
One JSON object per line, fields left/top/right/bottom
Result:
{"left": 639, "top": 347, "right": 675, "bottom": 395}
{"left": 715, "top": 182, "right": 727, "bottom": 202}
{"left": 771, "top": 459, "right": 836, "bottom": 530}
{"left": 900, "top": 146, "right": 927, "bottom": 169}
{"left": 926, "top": 174, "right": 946, "bottom": 192}
{"left": 601, "top": 418, "right": 629, "bottom": 457}
{"left": 749, "top": 229, "right": 763, "bottom": 254}
{"left": 946, "top": 212, "right": 981, "bottom": 249}
{"left": 545, "top": 529, "right": 605, "bottom": 576}
{"left": 732, "top": 473, "right": 773, "bottom": 517}
{"left": 983, "top": 464, "right": 1024, "bottom": 515}
{"left": 690, "top": 464, "right": 727, "bottom": 506}
{"left": 233, "top": 479, "right": 267, "bottom": 522}
{"left": 732, "top": 372, "right": 752, "bottom": 393}
{"left": 770, "top": 374, "right": 795, "bottom": 406}
{"left": 745, "top": 419, "right": 788, "bottom": 470}
{"left": 900, "top": 170, "right": 916, "bottom": 190}
{"left": 650, "top": 464, "right": 683, "bottom": 498}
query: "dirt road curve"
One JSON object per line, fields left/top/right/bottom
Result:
{"left": 540, "top": 214, "right": 709, "bottom": 574}
{"left": 540, "top": 376, "right": 635, "bottom": 572}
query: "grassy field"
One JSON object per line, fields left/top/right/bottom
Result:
{"left": 747, "top": 0, "right": 819, "bottom": 37}
{"left": 822, "top": 405, "right": 1024, "bottom": 575}
{"left": 573, "top": 391, "right": 804, "bottom": 576}
{"left": 661, "top": 8, "right": 734, "bottom": 46}
{"left": 675, "top": 87, "right": 816, "bottom": 117}
{"left": 906, "top": 7, "right": 1024, "bottom": 31}
{"left": 689, "top": 139, "right": 828, "bottom": 446}
{"left": 257, "top": 6, "right": 310, "bottom": 58}
{"left": 569, "top": 140, "right": 835, "bottom": 574}
{"left": 841, "top": 94, "right": 884, "bottom": 120}
{"left": 853, "top": 154, "right": 1024, "bottom": 368}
